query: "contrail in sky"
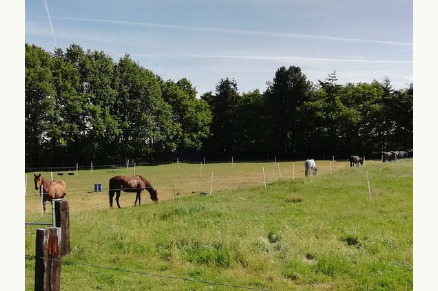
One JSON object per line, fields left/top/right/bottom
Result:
{"left": 43, "top": 0, "right": 57, "bottom": 45}
{"left": 49, "top": 16, "right": 412, "bottom": 47}
{"left": 130, "top": 53, "right": 412, "bottom": 64}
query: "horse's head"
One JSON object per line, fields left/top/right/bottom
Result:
{"left": 313, "top": 167, "right": 318, "bottom": 175}
{"left": 150, "top": 188, "right": 159, "bottom": 202}
{"left": 34, "top": 174, "right": 42, "bottom": 190}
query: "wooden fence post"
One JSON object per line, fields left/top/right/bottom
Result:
{"left": 34, "top": 228, "right": 61, "bottom": 291}
{"left": 54, "top": 200, "right": 70, "bottom": 256}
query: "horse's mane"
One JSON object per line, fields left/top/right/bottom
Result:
{"left": 40, "top": 176, "right": 52, "bottom": 188}
{"left": 136, "top": 175, "right": 152, "bottom": 189}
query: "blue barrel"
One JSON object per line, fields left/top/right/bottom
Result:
{"left": 94, "top": 183, "right": 102, "bottom": 192}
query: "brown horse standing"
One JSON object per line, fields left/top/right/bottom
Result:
{"left": 109, "top": 175, "right": 158, "bottom": 208}
{"left": 34, "top": 174, "right": 67, "bottom": 212}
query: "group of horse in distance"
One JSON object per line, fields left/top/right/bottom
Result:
{"left": 382, "top": 150, "right": 409, "bottom": 162}
{"left": 349, "top": 150, "right": 410, "bottom": 166}
{"left": 33, "top": 153, "right": 410, "bottom": 211}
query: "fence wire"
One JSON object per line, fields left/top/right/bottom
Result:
{"left": 25, "top": 254, "right": 269, "bottom": 291}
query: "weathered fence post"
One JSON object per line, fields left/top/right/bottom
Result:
{"left": 34, "top": 228, "right": 61, "bottom": 291}
{"left": 292, "top": 163, "right": 295, "bottom": 180}
{"left": 200, "top": 162, "right": 203, "bottom": 178}
{"left": 54, "top": 200, "right": 70, "bottom": 256}
{"left": 40, "top": 185, "right": 44, "bottom": 216}
{"left": 366, "top": 171, "right": 372, "bottom": 199}
{"left": 262, "top": 167, "right": 267, "bottom": 190}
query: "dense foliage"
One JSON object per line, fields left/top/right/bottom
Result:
{"left": 25, "top": 43, "right": 412, "bottom": 167}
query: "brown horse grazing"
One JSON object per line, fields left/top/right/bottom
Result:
{"left": 108, "top": 175, "right": 158, "bottom": 208}
{"left": 34, "top": 174, "right": 67, "bottom": 212}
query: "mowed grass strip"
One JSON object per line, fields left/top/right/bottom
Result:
{"left": 25, "top": 159, "right": 412, "bottom": 290}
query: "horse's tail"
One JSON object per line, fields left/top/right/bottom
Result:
{"left": 109, "top": 178, "right": 116, "bottom": 207}
{"left": 62, "top": 181, "right": 67, "bottom": 197}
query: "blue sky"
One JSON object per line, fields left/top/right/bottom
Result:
{"left": 25, "top": 0, "right": 413, "bottom": 96}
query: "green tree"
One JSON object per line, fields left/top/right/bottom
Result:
{"left": 234, "top": 90, "right": 268, "bottom": 158}
{"left": 112, "top": 55, "right": 179, "bottom": 162}
{"left": 314, "top": 70, "right": 345, "bottom": 157}
{"left": 337, "top": 82, "right": 383, "bottom": 156}
{"left": 77, "top": 48, "right": 119, "bottom": 162}
{"left": 160, "top": 78, "right": 211, "bottom": 158}
{"left": 202, "top": 78, "right": 240, "bottom": 159}
{"left": 50, "top": 46, "right": 84, "bottom": 164}
{"left": 264, "top": 66, "right": 313, "bottom": 158}
{"left": 387, "top": 82, "right": 413, "bottom": 151}
{"left": 25, "top": 44, "right": 56, "bottom": 165}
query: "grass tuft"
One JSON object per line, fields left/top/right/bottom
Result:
{"left": 267, "top": 230, "right": 282, "bottom": 243}
{"left": 340, "top": 235, "right": 360, "bottom": 247}
{"left": 285, "top": 195, "right": 304, "bottom": 203}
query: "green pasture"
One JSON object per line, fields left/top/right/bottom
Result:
{"left": 25, "top": 159, "right": 413, "bottom": 290}
{"left": 25, "top": 160, "right": 350, "bottom": 213}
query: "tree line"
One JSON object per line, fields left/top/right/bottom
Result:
{"left": 25, "top": 43, "right": 413, "bottom": 168}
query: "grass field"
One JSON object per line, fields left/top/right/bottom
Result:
{"left": 25, "top": 160, "right": 349, "bottom": 213}
{"left": 25, "top": 159, "right": 413, "bottom": 290}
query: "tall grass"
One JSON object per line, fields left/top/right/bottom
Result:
{"left": 25, "top": 159, "right": 412, "bottom": 290}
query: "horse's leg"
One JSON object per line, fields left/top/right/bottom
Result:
{"left": 115, "top": 191, "right": 121, "bottom": 208}
{"left": 138, "top": 190, "right": 141, "bottom": 206}
{"left": 109, "top": 190, "right": 115, "bottom": 208}
{"left": 43, "top": 196, "right": 47, "bottom": 212}
{"left": 134, "top": 191, "right": 141, "bottom": 206}
{"left": 134, "top": 191, "right": 138, "bottom": 206}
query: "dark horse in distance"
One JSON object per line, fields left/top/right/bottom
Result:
{"left": 349, "top": 156, "right": 364, "bottom": 167}
{"left": 108, "top": 175, "right": 158, "bottom": 208}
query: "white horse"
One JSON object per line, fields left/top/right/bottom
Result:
{"left": 305, "top": 159, "right": 318, "bottom": 176}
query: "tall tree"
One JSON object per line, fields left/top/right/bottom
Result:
{"left": 112, "top": 55, "right": 179, "bottom": 162}
{"left": 78, "top": 49, "right": 119, "bottom": 162}
{"left": 25, "top": 44, "right": 56, "bottom": 166}
{"left": 264, "top": 66, "right": 313, "bottom": 158}
{"left": 315, "top": 70, "right": 344, "bottom": 157}
{"left": 50, "top": 46, "right": 84, "bottom": 164}
{"left": 234, "top": 89, "right": 268, "bottom": 158}
{"left": 160, "top": 78, "right": 211, "bottom": 158}
{"left": 202, "top": 78, "right": 240, "bottom": 159}
{"left": 388, "top": 83, "right": 413, "bottom": 151}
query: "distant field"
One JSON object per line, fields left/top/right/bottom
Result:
{"left": 25, "top": 159, "right": 413, "bottom": 290}
{"left": 25, "top": 159, "right": 354, "bottom": 213}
